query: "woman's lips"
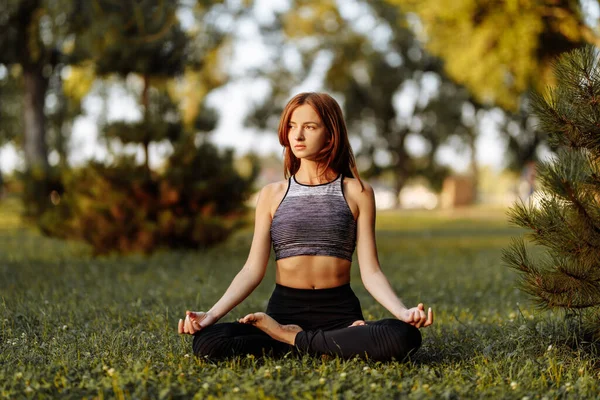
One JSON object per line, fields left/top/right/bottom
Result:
{"left": 294, "top": 145, "right": 306, "bottom": 149}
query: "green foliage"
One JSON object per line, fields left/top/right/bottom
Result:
{"left": 3, "top": 205, "right": 600, "bottom": 397}
{"left": 250, "top": 0, "right": 480, "bottom": 195}
{"left": 38, "top": 140, "right": 258, "bottom": 254}
{"left": 388, "top": 0, "right": 591, "bottom": 111}
{"left": 0, "top": 0, "right": 238, "bottom": 225}
{"left": 0, "top": 0, "right": 83, "bottom": 217}
{"left": 385, "top": 0, "right": 600, "bottom": 172}
{"left": 70, "top": 0, "right": 187, "bottom": 78}
{"left": 504, "top": 46, "right": 600, "bottom": 339}
{"left": 0, "top": 65, "right": 22, "bottom": 147}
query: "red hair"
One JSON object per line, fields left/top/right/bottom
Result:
{"left": 277, "top": 92, "right": 363, "bottom": 189}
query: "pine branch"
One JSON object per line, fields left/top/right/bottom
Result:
{"left": 514, "top": 253, "right": 600, "bottom": 310}
{"left": 537, "top": 151, "right": 600, "bottom": 241}
{"left": 532, "top": 47, "right": 600, "bottom": 152}
{"left": 502, "top": 237, "right": 538, "bottom": 275}
{"left": 535, "top": 272, "right": 600, "bottom": 309}
{"left": 507, "top": 192, "right": 599, "bottom": 261}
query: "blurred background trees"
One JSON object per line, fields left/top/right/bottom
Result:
{"left": 247, "top": 0, "right": 482, "bottom": 198}
{"left": 0, "top": 0, "right": 599, "bottom": 252}
{"left": 389, "top": 0, "right": 599, "bottom": 172}
{"left": 0, "top": 0, "right": 81, "bottom": 216}
{"left": 0, "top": 0, "right": 257, "bottom": 254}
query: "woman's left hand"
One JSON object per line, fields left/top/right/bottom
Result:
{"left": 398, "top": 303, "right": 433, "bottom": 328}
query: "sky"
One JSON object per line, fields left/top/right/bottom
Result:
{"left": 4, "top": 0, "right": 587, "bottom": 175}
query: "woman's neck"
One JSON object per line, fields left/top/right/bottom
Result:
{"left": 295, "top": 163, "right": 337, "bottom": 185}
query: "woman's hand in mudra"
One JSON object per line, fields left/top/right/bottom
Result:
{"left": 178, "top": 311, "right": 217, "bottom": 335}
{"left": 399, "top": 303, "right": 433, "bottom": 328}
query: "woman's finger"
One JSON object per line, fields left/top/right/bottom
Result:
{"left": 239, "top": 314, "right": 254, "bottom": 324}
{"left": 425, "top": 307, "right": 434, "bottom": 327}
{"left": 185, "top": 315, "right": 195, "bottom": 334}
{"left": 183, "top": 315, "right": 190, "bottom": 333}
{"left": 178, "top": 319, "right": 184, "bottom": 334}
{"left": 189, "top": 313, "right": 203, "bottom": 328}
{"left": 413, "top": 309, "right": 420, "bottom": 322}
{"left": 412, "top": 310, "right": 421, "bottom": 328}
{"left": 191, "top": 318, "right": 201, "bottom": 330}
{"left": 188, "top": 311, "right": 202, "bottom": 320}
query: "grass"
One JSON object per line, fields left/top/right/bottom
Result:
{"left": 1, "top": 196, "right": 599, "bottom": 399}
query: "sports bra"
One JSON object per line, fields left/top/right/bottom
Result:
{"left": 270, "top": 174, "right": 357, "bottom": 261}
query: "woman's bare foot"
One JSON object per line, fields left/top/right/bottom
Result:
{"left": 239, "top": 312, "right": 302, "bottom": 345}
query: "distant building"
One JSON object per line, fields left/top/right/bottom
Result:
{"left": 440, "top": 176, "right": 475, "bottom": 209}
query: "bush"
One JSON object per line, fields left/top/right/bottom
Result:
{"left": 39, "top": 140, "right": 258, "bottom": 254}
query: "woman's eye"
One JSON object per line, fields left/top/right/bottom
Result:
{"left": 306, "top": 126, "right": 314, "bottom": 130}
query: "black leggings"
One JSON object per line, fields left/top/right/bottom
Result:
{"left": 192, "top": 284, "right": 422, "bottom": 362}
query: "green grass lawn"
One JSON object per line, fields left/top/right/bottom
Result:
{"left": 1, "top": 198, "right": 599, "bottom": 399}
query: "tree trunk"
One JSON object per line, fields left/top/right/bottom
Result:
{"left": 22, "top": 64, "right": 49, "bottom": 175}
{"left": 391, "top": 132, "right": 410, "bottom": 206}
{"left": 0, "top": 165, "right": 4, "bottom": 198}
{"left": 393, "top": 161, "right": 410, "bottom": 202}
{"left": 142, "top": 74, "right": 151, "bottom": 174}
{"left": 467, "top": 126, "right": 479, "bottom": 202}
{"left": 54, "top": 68, "right": 70, "bottom": 169}
{"left": 22, "top": 65, "right": 50, "bottom": 216}
{"left": 16, "top": 0, "right": 50, "bottom": 217}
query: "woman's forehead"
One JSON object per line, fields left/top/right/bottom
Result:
{"left": 290, "top": 104, "right": 321, "bottom": 123}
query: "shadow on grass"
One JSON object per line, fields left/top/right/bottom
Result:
{"left": 412, "top": 312, "right": 600, "bottom": 368}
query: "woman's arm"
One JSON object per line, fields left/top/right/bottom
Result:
{"left": 350, "top": 181, "right": 433, "bottom": 328}
{"left": 179, "top": 184, "right": 276, "bottom": 334}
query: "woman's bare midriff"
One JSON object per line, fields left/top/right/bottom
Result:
{"left": 275, "top": 255, "right": 352, "bottom": 289}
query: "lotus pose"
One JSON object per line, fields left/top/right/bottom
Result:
{"left": 178, "top": 92, "right": 433, "bottom": 361}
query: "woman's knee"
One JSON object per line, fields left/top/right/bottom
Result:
{"left": 373, "top": 319, "right": 422, "bottom": 361}
{"left": 192, "top": 323, "right": 238, "bottom": 358}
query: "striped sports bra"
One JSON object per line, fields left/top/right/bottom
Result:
{"left": 270, "top": 174, "right": 357, "bottom": 261}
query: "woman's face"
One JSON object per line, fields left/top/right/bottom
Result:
{"left": 288, "top": 104, "right": 329, "bottom": 161}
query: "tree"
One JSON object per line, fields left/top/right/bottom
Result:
{"left": 0, "top": 64, "right": 22, "bottom": 188}
{"left": 1, "top": 1, "right": 55, "bottom": 212}
{"left": 0, "top": 0, "right": 86, "bottom": 214}
{"left": 69, "top": 0, "right": 188, "bottom": 172}
{"left": 0, "top": 64, "right": 22, "bottom": 148}
{"left": 503, "top": 46, "right": 600, "bottom": 339}
{"left": 386, "top": 0, "right": 599, "bottom": 173}
{"left": 249, "top": 0, "right": 482, "bottom": 197}
{"left": 37, "top": 0, "right": 259, "bottom": 253}
{"left": 387, "top": 0, "right": 593, "bottom": 111}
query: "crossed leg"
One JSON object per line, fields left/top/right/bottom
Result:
{"left": 239, "top": 313, "right": 421, "bottom": 362}
{"left": 192, "top": 321, "right": 293, "bottom": 359}
{"left": 238, "top": 312, "right": 303, "bottom": 345}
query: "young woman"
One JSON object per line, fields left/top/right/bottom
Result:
{"left": 178, "top": 92, "right": 433, "bottom": 362}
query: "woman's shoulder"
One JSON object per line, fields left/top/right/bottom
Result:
{"left": 343, "top": 177, "right": 375, "bottom": 217}
{"left": 257, "top": 179, "right": 290, "bottom": 215}
{"left": 261, "top": 179, "right": 289, "bottom": 197}
{"left": 343, "top": 176, "right": 374, "bottom": 197}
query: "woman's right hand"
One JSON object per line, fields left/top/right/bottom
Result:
{"left": 178, "top": 311, "right": 217, "bottom": 335}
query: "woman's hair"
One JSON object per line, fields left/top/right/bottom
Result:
{"left": 277, "top": 92, "right": 363, "bottom": 189}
